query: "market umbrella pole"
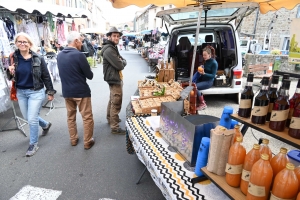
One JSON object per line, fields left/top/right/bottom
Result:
{"left": 189, "top": 3, "right": 203, "bottom": 86}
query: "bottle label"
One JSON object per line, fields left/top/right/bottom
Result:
{"left": 252, "top": 105, "right": 269, "bottom": 117}
{"left": 268, "top": 103, "right": 274, "bottom": 112}
{"left": 288, "top": 109, "right": 294, "bottom": 120}
{"left": 239, "top": 99, "right": 251, "bottom": 109}
{"left": 248, "top": 182, "right": 266, "bottom": 197}
{"left": 290, "top": 117, "right": 300, "bottom": 129}
{"left": 241, "top": 169, "right": 251, "bottom": 181}
{"left": 270, "top": 109, "right": 290, "bottom": 121}
{"left": 270, "top": 193, "right": 294, "bottom": 200}
{"left": 225, "top": 163, "right": 243, "bottom": 175}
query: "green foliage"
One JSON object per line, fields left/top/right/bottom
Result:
{"left": 87, "top": 57, "right": 96, "bottom": 67}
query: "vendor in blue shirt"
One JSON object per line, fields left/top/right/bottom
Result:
{"left": 192, "top": 46, "right": 218, "bottom": 110}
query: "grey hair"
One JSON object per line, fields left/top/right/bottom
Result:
{"left": 14, "top": 32, "right": 37, "bottom": 52}
{"left": 67, "top": 31, "right": 81, "bottom": 44}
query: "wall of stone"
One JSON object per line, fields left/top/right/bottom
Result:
{"left": 240, "top": 6, "right": 299, "bottom": 50}
{"left": 244, "top": 54, "right": 298, "bottom": 77}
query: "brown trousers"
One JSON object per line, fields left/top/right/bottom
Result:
{"left": 107, "top": 83, "right": 123, "bottom": 130}
{"left": 65, "top": 97, "right": 94, "bottom": 146}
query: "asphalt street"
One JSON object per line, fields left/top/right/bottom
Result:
{"left": 0, "top": 48, "right": 299, "bottom": 200}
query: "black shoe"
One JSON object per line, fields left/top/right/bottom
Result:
{"left": 84, "top": 138, "right": 95, "bottom": 150}
{"left": 107, "top": 119, "right": 122, "bottom": 124}
{"left": 42, "top": 122, "right": 52, "bottom": 136}
{"left": 111, "top": 128, "right": 126, "bottom": 135}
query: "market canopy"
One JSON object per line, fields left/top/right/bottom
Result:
{"left": 109, "top": 0, "right": 300, "bottom": 14}
{"left": 0, "top": 0, "right": 90, "bottom": 18}
{"left": 80, "top": 28, "right": 106, "bottom": 34}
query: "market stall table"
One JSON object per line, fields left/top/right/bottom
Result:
{"left": 126, "top": 116, "right": 230, "bottom": 200}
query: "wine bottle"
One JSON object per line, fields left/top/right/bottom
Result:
{"left": 266, "top": 75, "right": 279, "bottom": 121}
{"left": 251, "top": 77, "right": 270, "bottom": 124}
{"left": 278, "top": 74, "right": 290, "bottom": 91}
{"left": 269, "top": 79, "right": 291, "bottom": 132}
{"left": 289, "top": 100, "right": 300, "bottom": 139}
{"left": 286, "top": 79, "right": 300, "bottom": 127}
{"left": 238, "top": 73, "right": 254, "bottom": 118}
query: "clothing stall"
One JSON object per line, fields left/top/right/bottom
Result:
{"left": 0, "top": 0, "right": 90, "bottom": 126}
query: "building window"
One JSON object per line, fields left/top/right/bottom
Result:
{"left": 56, "top": 0, "right": 59, "bottom": 5}
{"left": 297, "top": 6, "right": 300, "bottom": 18}
{"left": 38, "top": 0, "right": 43, "bottom": 2}
{"left": 169, "top": 5, "right": 172, "bottom": 8}
{"left": 161, "top": 7, "right": 164, "bottom": 10}
{"left": 154, "top": 9, "right": 156, "bottom": 13}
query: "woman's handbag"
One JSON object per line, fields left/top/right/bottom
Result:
{"left": 9, "top": 54, "right": 17, "bottom": 101}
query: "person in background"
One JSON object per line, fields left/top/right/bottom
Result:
{"left": 54, "top": 41, "right": 64, "bottom": 53}
{"left": 192, "top": 45, "right": 217, "bottom": 110}
{"left": 125, "top": 37, "right": 129, "bottom": 51}
{"left": 80, "top": 34, "right": 90, "bottom": 57}
{"left": 57, "top": 31, "right": 95, "bottom": 150}
{"left": 101, "top": 27, "right": 127, "bottom": 135}
{"left": 7, "top": 32, "right": 56, "bottom": 157}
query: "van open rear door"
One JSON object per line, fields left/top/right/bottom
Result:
{"left": 156, "top": 2, "right": 259, "bottom": 84}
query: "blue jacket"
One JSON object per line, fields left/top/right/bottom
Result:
{"left": 57, "top": 47, "right": 93, "bottom": 98}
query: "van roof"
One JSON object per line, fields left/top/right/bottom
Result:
{"left": 156, "top": 2, "right": 259, "bottom": 25}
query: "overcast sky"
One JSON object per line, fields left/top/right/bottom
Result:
{"left": 99, "top": 0, "right": 148, "bottom": 25}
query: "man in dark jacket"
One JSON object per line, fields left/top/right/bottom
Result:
{"left": 57, "top": 31, "right": 95, "bottom": 149}
{"left": 101, "top": 27, "right": 127, "bottom": 135}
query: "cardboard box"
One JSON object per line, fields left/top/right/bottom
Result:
{"left": 159, "top": 101, "right": 220, "bottom": 166}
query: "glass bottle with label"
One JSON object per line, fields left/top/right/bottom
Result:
{"left": 232, "top": 124, "right": 243, "bottom": 144}
{"left": 238, "top": 73, "right": 254, "bottom": 118}
{"left": 225, "top": 137, "right": 246, "bottom": 187}
{"left": 270, "top": 147, "right": 289, "bottom": 177}
{"left": 251, "top": 77, "right": 270, "bottom": 124}
{"left": 287, "top": 79, "right": 300, "bottom": 128}
{"left": 269, "top": 80, "right": 291, "bottom": 132}
{"left": 259, "top": 139, "right": 273, "bottom": 160}
{"left": 246, "top": 154, "right": 273, "bottom": 200}
{"left": 271, "top": 163, "right": 299, "bottom": 200}
{"left": 289, "top": 101, "right": 300, "bottom": 139}
{"left": 240, "top": 144, "right": 261, "bottom": 195}
{"left": 266, "top": 75, "right": 279, "bottom": 121}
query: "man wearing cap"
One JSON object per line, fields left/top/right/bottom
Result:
{"left": 101, "top": 27, "right": 127, "bottom": 135}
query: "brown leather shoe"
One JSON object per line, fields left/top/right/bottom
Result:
{"left": 71, "top": 138, "right": 79, "bottom": 146}
{"left": 107, "top": 119, "right": 121, "bottom": 124}
{"left": 84, "top": 138, "right": 95, "bottom": 150}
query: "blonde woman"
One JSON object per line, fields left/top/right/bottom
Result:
{"left": 7, "top": 32, "right": 56, "bottom": 157}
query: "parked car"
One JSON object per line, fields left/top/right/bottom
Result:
{"left": 156, "top": 2, "right": 259, "bottom": 103}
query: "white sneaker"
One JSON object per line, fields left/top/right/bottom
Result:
{"left": 26, "top": 144, "right": 39, "bottom": 157}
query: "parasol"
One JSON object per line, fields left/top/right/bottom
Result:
{"left": 109, "top": 0, "right": 299, "bottom": 14}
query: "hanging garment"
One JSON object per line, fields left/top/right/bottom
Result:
{"left": 4, "top": 17, "right": 16, "bottom": 41}
{"left": 25, "top": 21, "right": 40, "bottom": 47}
{"left": 56, "top": 19, "right": 66, "bottom": 45}
{"left": 71, "top": 20, "right": 76, "bottom": 31}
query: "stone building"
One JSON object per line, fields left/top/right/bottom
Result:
{"left": 240, "top": 5, "right": 300, "bottom": 50}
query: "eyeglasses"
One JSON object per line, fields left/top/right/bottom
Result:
{"left": 17, "top": 41, "right": 29, "bottom": 45}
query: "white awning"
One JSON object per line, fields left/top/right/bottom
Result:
{"left": 80, "top": 28, "right": 106, "bottom": 34}
{"left": 0, "top": 0, "right": 91, "bottom": 18}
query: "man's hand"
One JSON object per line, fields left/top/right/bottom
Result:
{"left": 48, "top": 95, "right": 54, "bottom": 101}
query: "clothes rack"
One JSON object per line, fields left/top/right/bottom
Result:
{"left": 0, "top": 65, "right": 27, "bottom": 137}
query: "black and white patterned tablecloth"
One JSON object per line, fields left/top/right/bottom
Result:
{"left": 126, "top": 116, "right": 230, "bottom": 200}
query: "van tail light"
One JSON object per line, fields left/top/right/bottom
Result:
{"left": 235, "top": 81, "right": 241, "bottom": 85}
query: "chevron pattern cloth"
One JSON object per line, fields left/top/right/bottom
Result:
{"left": 126, "top": 116, "right": 230, "bottom": 200}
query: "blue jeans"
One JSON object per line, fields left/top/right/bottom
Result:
{"left": 196, "top": 80, "right": 214, "bottom": 96}
{"left": 17, "top": 88, "right": 49, "bottom": 145}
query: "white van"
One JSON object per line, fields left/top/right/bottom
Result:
{"left": 156, "top": 2, "right": 259, "bottom": 103}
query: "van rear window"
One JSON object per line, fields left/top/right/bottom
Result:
{"left": 170, "top": 8, "right": 238, "bottom": 21}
